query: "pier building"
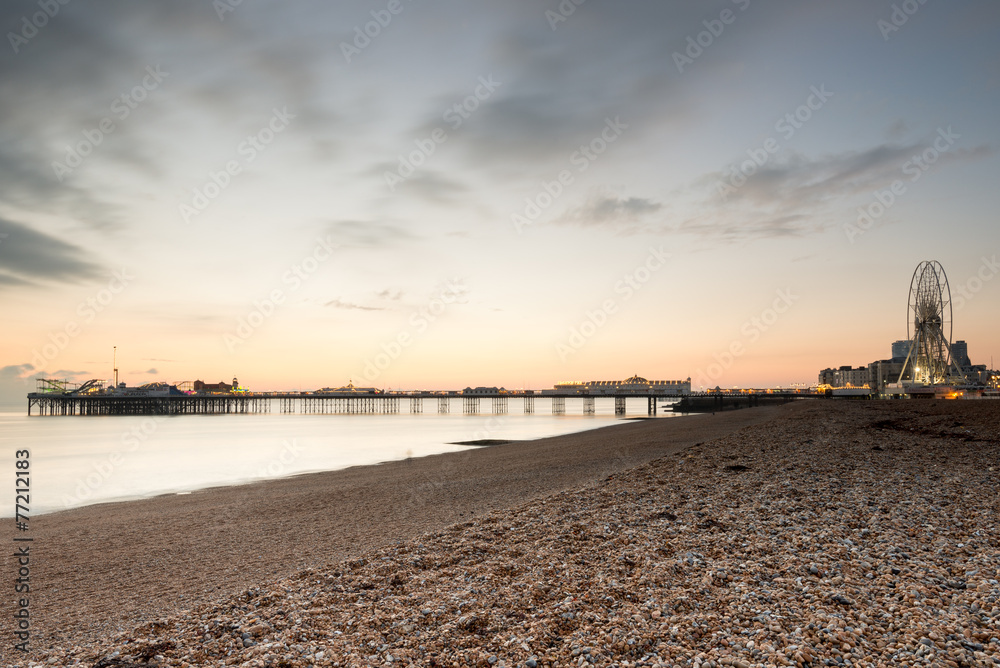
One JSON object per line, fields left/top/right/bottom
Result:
{"left": 543, "top": 375, "right": 690, "bottom": 396}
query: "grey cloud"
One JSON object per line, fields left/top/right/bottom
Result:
{"left": 0, "top": 272, "right": 31, "bottom": 286}
{"left": 430, "top": 0, "right": 876, "bottom": 175}
{"left": 0, "top": 1, "right": 148, "bottom": 230}
{"left": 0, "top": 218, "right": 103, "bottom": 286}
{"left": 0, "top": 0, "right": 340, "bottom": 229}
{"left": 325, "top": 220, "right": 418, "bottom": 248}
{"left": 677, "top": 213, "right": 820, "bottom": 243}
{"left": 369, "top": 158, "right": 471, "bottom": 203}
{"left": 399, "top": 171, "right": 470, "bottom": 203}
{"left": 0, "top": 364, "right": 33, "bottom": 378}
{"left": 382, "top": 5, "right": 709, "bottom": 181}
{"left": 556, "top": 195, "right": 662, "bottom": 232}
{"left": 684, "top": 138, "right": 994, "bottom": 242}
{"left": 886, "top": 120, "right": 908, "bottom": 141}
{"left": 725, "top": 141, "right": 993, "bottom": 207}
{"left": 0, "top": 136, "right": 125, "bottom": 233}
{"left": 50, "top": 369, "right": 90, "bottom": 378}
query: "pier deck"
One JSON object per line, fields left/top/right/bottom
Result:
{"left": 26, "top": 391, "right": 697, "bottom": 417}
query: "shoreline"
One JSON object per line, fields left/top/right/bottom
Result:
{"left": 9, "top": 400, "right": 999, "bottom": 667}
{"left": 3, "top": 407, "right": 781, "bottom": 660}
{"left": 28, "top": 412, "right": 657, "bottom": 519}
{"left": 8, "top": 410, "right": 648, "bottom": 519}
{"left": 33, "top": 413, "right": 694, "bottom": 522}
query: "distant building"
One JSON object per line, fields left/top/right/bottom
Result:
{"left": 951, "top": 340, "right": 971, "bottom": 368}
{"left": 868, "top": 360, "right": 905, "bottom": 393}
{"left": 891, "top": 340, "right": 911, "bottom": 363}
{"left": 964, "top": 365, "right": 990, "bottom": 385}
{"left": 817, "top": 365, "right": 870, "bottom": 388}
{"left": 543, "top": 375, "right": 691, "bottom": 395}
{"left": 193, "top": 378, "right": 234, "bottom": 393}
{"left": 315, "top": 381, "right": 380, "bottom": 394}
{"left": 946, "top": 341, "right": 989, "bottom": 385}
{"left": 823, "top": 339, "right": 991, "bottom": 392}
{"left": 463, "top": 386, "right": 504, "bottom": 395}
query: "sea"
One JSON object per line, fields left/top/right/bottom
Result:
{"left": 1, "top": 397, "right": 680, "bottom": 516}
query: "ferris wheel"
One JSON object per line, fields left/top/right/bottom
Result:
{"left": 897, "top": 261, "right": 964, "bottom": 385}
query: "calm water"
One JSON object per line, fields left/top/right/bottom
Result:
{"left": 2, "top": 397, "right": 679, "bottom": 516}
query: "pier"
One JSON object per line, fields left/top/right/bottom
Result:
{"left": 27, "top": 390, "right": 688, "bottom": 417}
{"left": 27, "top": 394, "right": 274, "bottom": 416}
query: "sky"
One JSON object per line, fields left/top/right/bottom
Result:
{"left": 1, "top": 0, "right": 999, "bottom": 406}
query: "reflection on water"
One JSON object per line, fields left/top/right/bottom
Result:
{"left": 1, "top": 397, "right": 678, "bottom": 516}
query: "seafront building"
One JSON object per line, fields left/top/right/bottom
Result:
{"left": 193, "top": 377, "right": 238, "bottom": 393}
{"left": 819, "top": 340, "right": 993, "bottom": 393}
{"left": 817, "top": 365, "right": 870, "bottom": 389}
{"left": 543, "top": 375, "right": 691, "bottom": 395}
{"left": 315, "top": 381, "right": 382, "bottom": 394}
{"left": 463, "top": 386, "right": 504, "bottom": 395}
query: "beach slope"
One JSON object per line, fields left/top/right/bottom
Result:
{"left": 4, "top": 407, "right": 781, "bottom": 662}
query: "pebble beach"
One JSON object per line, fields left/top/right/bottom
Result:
{"left": 7, "top": 400, "right": 1000, "bottom": 667}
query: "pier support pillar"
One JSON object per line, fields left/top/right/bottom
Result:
{"left": 491, "top": 396, "right": 508, "bottom": 413}
{"left": 463, "top": 396, "right": 480, "bottom": 413}
{"left": 552, "top": 397, "right": 565, "bottom": 414}
{"left": 648, "top": 397, "right": 657, "bottom": 416}
{"left": 438, "top": 397, "right": 450, "bottom": 413}
{"left": 410, "top": 397, "right": 423, "bottom": 414}
{"left": 583, "top": 397, "right": 595, "bottom": 414}
{"left": 523, "top": 396, "right": 534, "bottom": 414}
{"left": 615, "top": 396, "right": 626, "bottom": 415}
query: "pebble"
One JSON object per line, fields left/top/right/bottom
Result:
{"left": 16, "top": 401, "right": 1000, "bottom": 668}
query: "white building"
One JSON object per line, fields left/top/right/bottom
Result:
{"left": 817, "top": 365, "right": 870, "bottom": 388}
{"left": 544, "top": 375, "right": 691, "bottom": 395}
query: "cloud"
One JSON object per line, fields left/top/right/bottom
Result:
{"left": 677, "top": 212, "right": 821, "bottom": 243}
{"left": 398, "top": 171, "right": 470, "bottom": 203}
{"left": 376, "top": 289, "right": 403, "bottom": 301}
{"left": 0, "top": 272, "right": 31, "bottom": 286}
{"left": 324, "top": 220, "right": 418, "bottom": 248}
{"left": 556, "top": 194, "right": 662, "bottom": 231}
{"left": 724, "top": 144, "right": 920, "bottom": 208}
{"left": 720, "top": 138, "right": 993, "bottom": 211}
{"left": 324, "top": 298, "right": 384, "bottom": 311}
{"left": 0, "top": 2, "right": 141, "bottom": 230}
{"left": 886, "top": 120, "right": 908, "bottom": 142}
{"left": 0, "top": 0, "right": 339, "bottom": 231}
{"left": 371, "top": 4, "right": 721, "bottom": 187}
{"left": 686, "top": 137, "right": 995, "bottom": 242}
{"left": 144, "top": 368, "right": 158, "bottom": 374}
{"left": 0, "top": 363, "right": 37, "bottom": 408}
{"left": 0, "top": 218, "right": 103, "bottom": 286}
{"left": 0, "top": 364, "right": 33, "bottom": 379}
{"left": 324, "top": 289, "right": 402, "bottom": 311}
